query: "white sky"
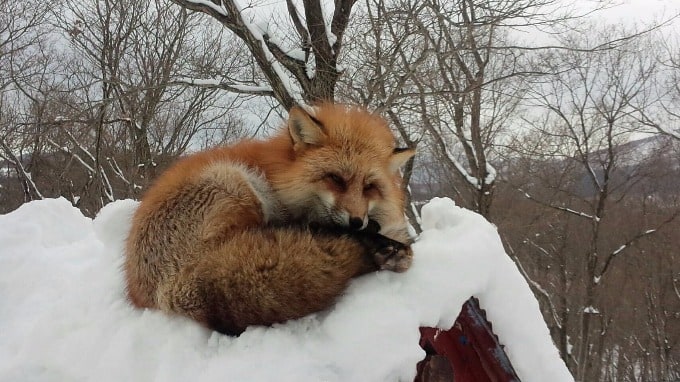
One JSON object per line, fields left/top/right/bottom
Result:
{"left": 505, "top": 0, "right": 680, "bottom": 59}
{"left": 595, "top": 0, "right": 680, "bottom": 24}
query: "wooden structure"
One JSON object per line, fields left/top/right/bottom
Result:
{"left": 415, "top": 298, "right": 520, "bottom": 382}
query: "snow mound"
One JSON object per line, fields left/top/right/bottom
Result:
{"left": 0, "top": 197, "right": 572, "bottom": 381}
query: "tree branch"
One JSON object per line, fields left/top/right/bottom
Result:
{"left": 169, "top": 77, "right": 276, "bottom": 97}
{"left": 597, "top": 209, "right": 680, "bottom": 279}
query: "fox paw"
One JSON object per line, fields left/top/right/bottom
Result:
{"left": 373, "top": 241, "right": 413, "bottom": 273}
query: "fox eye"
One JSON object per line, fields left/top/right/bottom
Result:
{"left": 324, "top": 173, "right": 347, "bottom": 190}
{"left": 363, "top": 182, "right": 382, "bottom": 196}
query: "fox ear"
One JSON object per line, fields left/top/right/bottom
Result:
{"left": 288, "top": 106, "right": 327, "bottom": 151}
{"left": 389, "top": 147, "right": 415, "bottom": 173}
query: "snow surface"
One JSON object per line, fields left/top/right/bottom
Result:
{"left": 0, "top": 197, "right": 573, "bottom": 382}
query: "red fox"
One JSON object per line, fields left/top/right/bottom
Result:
{"left": 125, "top": 103, "right": 415, "bottom": 335}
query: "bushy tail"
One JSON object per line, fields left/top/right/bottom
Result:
{"left": 157, "top": 227, "right": 412, "bottom": 335}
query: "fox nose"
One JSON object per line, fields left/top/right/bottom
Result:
{"left": 348, "top": 217, "right": 364, "bottom": 230}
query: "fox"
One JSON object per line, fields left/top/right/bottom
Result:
{"left": 125, "top": 103, "right": 415, "bottom": 335}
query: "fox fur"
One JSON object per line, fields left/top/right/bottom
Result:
{"left": 125, "top": 103, "right": 415, "bottom": 335}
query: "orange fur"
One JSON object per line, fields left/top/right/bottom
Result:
{"left": 124, "top": 103, "right": 415, "bottom": 334}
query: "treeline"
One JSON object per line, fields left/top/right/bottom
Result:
{"left": 1, "top": 0, "right": 679, "bottom": 380}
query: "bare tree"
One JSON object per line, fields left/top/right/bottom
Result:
{"left": 1, "top": 0, "right": 247, "bottom": 215}
{"left": 0, "top": 0, "right": 53, "bottom": 203}
{"left": 25, "top": 0, "right": 243, "bottom": 213}
{"left": 169, "top": 0, "right": 359, "bottom": 109}
{"left": 503, "top": 25, "right": 680, "bottom": 380}
{"left": 633, "top": 32, "right": 680, "bottom": 140}
{"left": 341, "top": 0, "right": 562, "bottom": 219}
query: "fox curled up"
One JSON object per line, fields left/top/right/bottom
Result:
{"left": 125, "top": 103, "right": 415, "bottom": 335}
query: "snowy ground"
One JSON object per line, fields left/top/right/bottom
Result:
{"left": 0, "top": 197, "right": 573, "bottom": 381}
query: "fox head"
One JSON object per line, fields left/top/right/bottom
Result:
{"left": 270, "top": 103, "right": 415, "bottom": 239}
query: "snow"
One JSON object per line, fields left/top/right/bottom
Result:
{"left": 319, "top": 1, "right": 337, "bottom": 50}
{"left": 612, "top": 244, "right": 627, "bottom": 256}
{"left": 185, "top": 0, "right": 228, "bottom": 16}
{"left": 583, "top": 306, "right": 600, "bottom": 314}
{"left": 485, "top": 162, "right": 497, "bottom": 185}
{"left": 446, "top": 150, "right": 481, "bottom": 189}
{"left": 233, "top": 0, "right": 304, "bottom": 104}
{"left": 566, "top": 335, "right": 573, "bottom": 355}
{"left": 280, "top": 46, "right": 303, "bottom": 61}
{"left": 0, "top": 197, "right": 573, "bottom": 382}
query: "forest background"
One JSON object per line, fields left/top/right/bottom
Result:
{"left": 1, "top": 0, "right": 679, "bottom": 380}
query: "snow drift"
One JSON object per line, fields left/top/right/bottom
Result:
{"left": 0, "top": 197, "right": 572, "bottom": 381}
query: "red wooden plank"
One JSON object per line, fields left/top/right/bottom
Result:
{"left": 415, "top": 298, "right": 520, "bottom": 382}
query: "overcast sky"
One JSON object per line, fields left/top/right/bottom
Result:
{"left": 586, "top": 0, "right": 680, "bottom": 24}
